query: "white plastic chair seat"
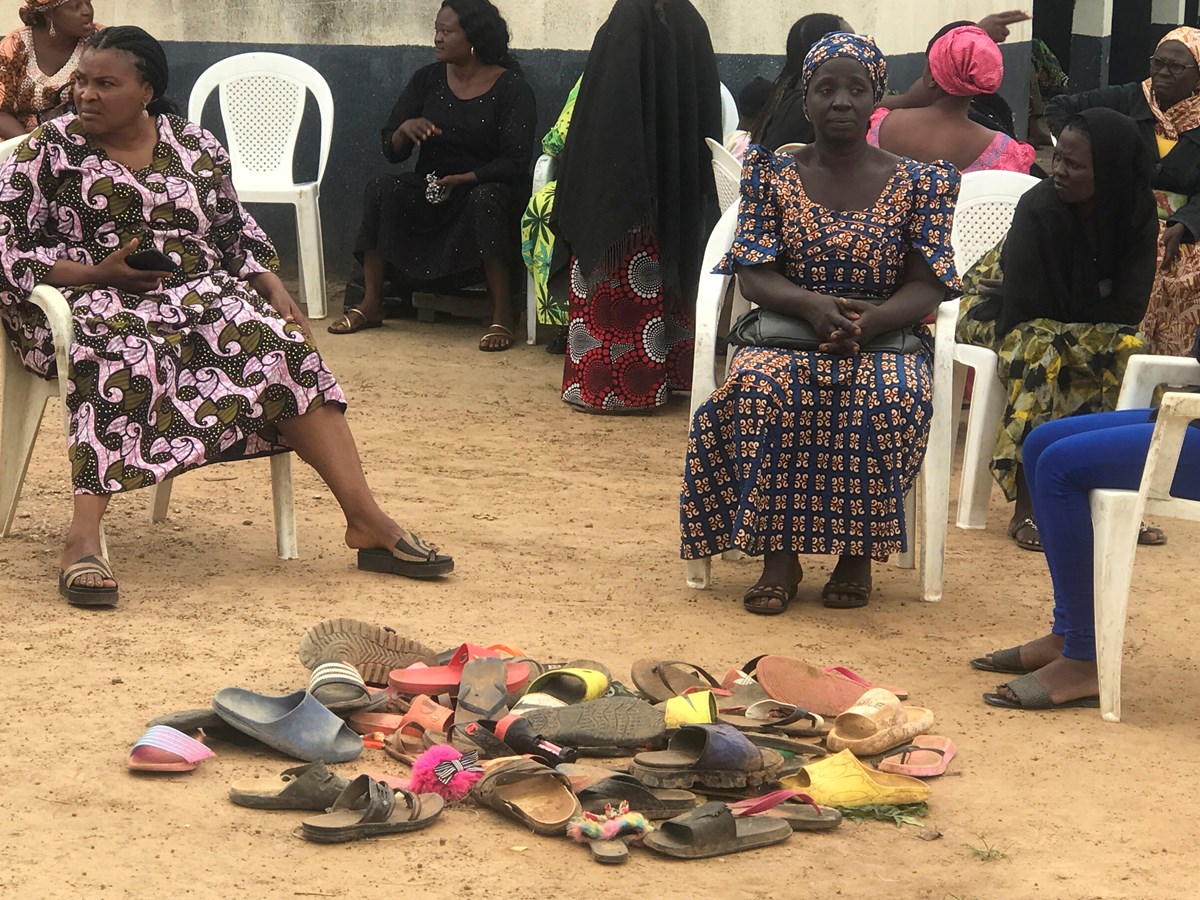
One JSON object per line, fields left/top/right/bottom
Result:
{"left": 189, "top": 52, "right": 334, "bottom": 319}
{"left": 1090, "top": 390, "right": 1200, "bottom": 721}
{"left": 683, "top": 202, "right": 954, "bottom": 601}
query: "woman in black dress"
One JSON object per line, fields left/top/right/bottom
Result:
{"left": 330, "top": 0, "right": 535, "bottom": 351}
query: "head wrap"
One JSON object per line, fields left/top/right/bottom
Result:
{"left": 19, "top": 0, "right": 72, "bottom": 25}
{"left": 1143, "top": 26, "right": 1200, "bottom": 138}
{"left": 801, "top": 32, "right": 888, "bottom": 105}
{"left": 928, "top": 25, "right": 1004, "bottom": 96}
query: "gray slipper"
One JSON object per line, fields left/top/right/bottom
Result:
{"left": 228, "top": 762, "right": 350, "bottom": 810}
{"left": 213, "top": 688, "right": 364, "bottom": 762}
{"left": 970, "top": 645, "right": 1033, "bottom": 675}
{"left": 982, "top": 673, "right": 1100, "bottom": 710}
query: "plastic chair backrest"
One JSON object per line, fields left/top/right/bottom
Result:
{"left": 950, "top": 170, "right": 1039, "bottom": 275}
{"left": 0, "top": 134, "right": 25, "bottom": 164}
{"left": 775, "top": 142, "right": 805, "bottom": 154}
{"left": 188, "top": 52, "right": 334, "bottom": 191}
{"left": 719, "top": 82, "right": 738, "bottom": 140}
{"left": 706, "top": 137, "right": 741, "bottom": 213}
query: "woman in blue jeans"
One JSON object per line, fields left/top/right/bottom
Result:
{"left": 971, "top": 408, "right": 1200, "bottom": 710}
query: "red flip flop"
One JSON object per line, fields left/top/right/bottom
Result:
{"left": 755, "top": 656, "right": 867, "bottom": 718}
{"left": 388, "top": 643, "right": 531, "bottom": 697}
{"left": 821, "top": 666, "right": 908, "bottom": 700}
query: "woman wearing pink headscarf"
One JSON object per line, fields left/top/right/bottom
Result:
{"left": 867, "top": 24, "right": 1035, "bottom": 173}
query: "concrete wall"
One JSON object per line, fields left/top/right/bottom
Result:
{"left": 9, "top": 1, "right": 1032, "bottom": 285}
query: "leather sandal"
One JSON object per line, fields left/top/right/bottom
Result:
{"left": 743, "top": 584, "right": 797, "bottom": 616}
{"left": 479, "top": 323, "right": 514, "bottom": 351}
{"left": 58, "top": 555, "right": 119, "bottom": 607}
{"left": 357, "top": 532, "right": 454, "bottom": 579}
{"left": 326, "top": 308, "right": 382, "bottom": 334}
{"left": 1008, "top": 516, "right": 1043, "bottom": 552}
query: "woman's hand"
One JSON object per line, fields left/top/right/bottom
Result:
{"left": 1161, "top": 222, "right": 1187, "bottom": 271}
{"left": 397, "top": 117, "right": 443, "bottom": 145}
{"left": 92, "top": 238, "right": 173, "bottom": 294}
{"left": 248, "top": 271, "right": 311, "bottom": 339}
{"left": 433, "top": 171, "right": 476, "bottom": 200}
{"left": 800, "top": 292, "right": 862, "bottom": 350}
{"left": 977, "top": 10, "right": 1031, "bottom": 43}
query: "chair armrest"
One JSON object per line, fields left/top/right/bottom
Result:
{"left": 1139, "top": 390, "right": 1200, "bottom": 504}
{"left": 1117, "top": 355, "right": 1200, "bottom": 409}
{"left": 26, "top": 284, "right": 73, "bottom": 378}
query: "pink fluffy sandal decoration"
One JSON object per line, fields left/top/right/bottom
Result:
{"left": 406, "top": 744, "right": 483, "bottom": 801}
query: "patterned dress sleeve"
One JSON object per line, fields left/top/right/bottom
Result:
{"left": 0, "top": 126, "right": 70, "bottom": 294}
{"left": 202, "top": 128, "right": 280, "bottom": 278}
{"left": 715, "top": 145, "right": 781, "bottom": 274}
{"left": 0, "top": 31, "right": 28, "bottom": 119}
{"left": 905, "top": 159, "right": 961, "bottom": 290}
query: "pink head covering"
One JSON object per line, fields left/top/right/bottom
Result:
{"left": 928, "top": 25, "right": 1004, "bottom": 96}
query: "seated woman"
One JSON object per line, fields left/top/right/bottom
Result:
{"left": 868, "top": 25, "right": 1035, "bottom": 173}
{"left": 1048, "top": 27, "right": 1200, "bottom": 358}
{"left": 680, "top": 33, "right": 960, "bottom": 613}
{"left": 957, "top": 109, "right": 1159, "bottom": 552}
{"left": 970, "top": 407, "right": 1200, "bottom": 710}
{"left": 0, "top": 0, "right": 99, "bottom": 139}
{"left": 331, "top": 0, "right": 536, "bottom": 352}
{"left": 0, "top": 27, "right": 453, "bottom": 607}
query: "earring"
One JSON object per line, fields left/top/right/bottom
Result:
{"left": 47, "top": 20, "right": 56, "bottom": 37}
{"left": 470, "top": 46, "right": 476, "bottom": 57}
{"left": 142, "top": 105, "right": 149, "bottom": 119}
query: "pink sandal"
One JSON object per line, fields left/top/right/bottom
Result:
{"left": 128, "top": 726, "right": 214, "bottom": 773}
{"left": 876, "top": 736, "right": 956, "bottom": 777}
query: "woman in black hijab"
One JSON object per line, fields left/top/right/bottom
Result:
{"left": 962, "top": 107, "right": 1159, "bottom": 550}
{"left": 553, "top": 0, "right": 721, "bottom": 413}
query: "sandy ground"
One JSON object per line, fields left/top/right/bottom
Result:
{"left": 1, "top": 296, "right": 1196, "bottom": 900}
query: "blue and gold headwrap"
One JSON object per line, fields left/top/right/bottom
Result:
{"left": 801, "top": 32, "right": 889, "bottom": 104}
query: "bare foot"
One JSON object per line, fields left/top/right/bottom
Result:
{"left": 60, "top": 532, "right": 116, "bottom": 590}
{"left": 344, "top": 515, "right": 437, "bottom": 555}
{"left": 744, "top": 550, "right": 802, "bottom": 613}
{"left": 993, "top": 655, "right": 1098, "bottom": 705}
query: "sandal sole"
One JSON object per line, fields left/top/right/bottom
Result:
{"left": 298, "top": 618, "right": 438, "bottom": 685}
{"left": 520, "top": 697, "right": 667, "bottom": 752}
{"left": 357, "top": 548, "right": 454, "bottom": 579}
{"left": 628, "top": 750, "right": 784, "bottom": 791}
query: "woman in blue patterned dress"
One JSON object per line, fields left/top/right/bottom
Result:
{"left": 680, "top": 33, "right": 960, "bottom": 613}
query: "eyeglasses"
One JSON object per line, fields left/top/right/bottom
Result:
{"left": 1148, "top": 56, "right": 1198, "bottom": 76}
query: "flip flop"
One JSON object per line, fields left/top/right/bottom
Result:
{"left": 643, "top": 801, "right": 792, "bottom": 859}
{"left": 453, "top": 657, "right": 511, "bottom": 725}
{"left": 755, "top": 655, "right": 868, "bottom": 718}
{"left": 212, "top": 688, "right": 364, "bottom": 763}
{"left": 128, "top": 726, "right": 214, "bottom": 772}
{"left": 969, "top": 645, "right": 1034, "bottom": 675}
{"left": 300, "top": 776, "right": 444, "bottom": 843}
{"left": 357, "top": 532, "right": 454, "bottom": 579}
{"left": 629, "top": 659, "right": 721, "bottom": 703}
{"left": 822, "top": 666, "right": 908, "bottom": 700}
{"left": 821, "top": 578, "right": 871, "bottom": 609}
{"left": 326, "top": 308, "right": 382, "bottom": 335}
{"left": 58, "top": 555, "right": 119, "bottom": 607}
{"left": 298, "top": 618, "right": 438, "bottom": 685}
{"left": 742, "top": 583, "right": 797, "bottom": 616}
{"left": 1008, "top": 516, "right": 1043, "bottom": 552}
{"left": 387, "top": 644, "right": 531, "bottom": 698}
{"left": 717, "top": 699, "right": 826, "bottom": 736}
{"left": 982, "top": 673, "right": 1100, "bottom": 711}
{"left": 629, "top": 724, "right": 784, "bottom": 790}
{"left": 478, "top": 323, "right": 515, "bottom": 352}
{"left": 472, "top": 757, "right": 581, "bottom": 835}
{"left": 228, "top": 762, "right": 349, "bottom": 810}
{"left": 727, "top": 789, "right": 843, "bottom": 832}
{"left": 587, "top": 837, "right": 630, "bottom": 865}
{"left": 877, "top": 736, "right": 957, "bottom": 777}
{"left": 576, "top": 773, "right": 699, "bottom": 820}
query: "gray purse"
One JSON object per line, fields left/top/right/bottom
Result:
{"left": 726, "top": 294, "right": 926, "bottom": 354}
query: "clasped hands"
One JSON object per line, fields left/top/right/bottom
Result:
{"left": 807, "top": 295, "right": 877, "bottom": 355}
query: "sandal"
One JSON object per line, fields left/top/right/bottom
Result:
{"left": 742, "top": 583, "right": 796, "bottom": 616}
{"left": 1008, "top": 516, "right": 1043, "bottom": 552}
{"left": 326, "top": 308, "right": 382, "bottom": 334}
{"left": 58, "top": 555, "right": 119, "bottom": 607}
{"left": 479, "top": 323, "right": 514, "bottom": 352}
{"left": 1139, "top": 522, "right": 1167, "bottom": 546}
{"left": 300, "top": 775, "right": 444, "bottom": 843}
{"left": 821, "top": 578, "right": 871, "bottom": 609}
{"left": 357, "top": 532, "right": 454, "bottom": 579}
{"left": 982, "top": 673, "right": 1099, "bottom": 711}
{"left": 969, "top": 645, "right": 1034, "bottom": 675}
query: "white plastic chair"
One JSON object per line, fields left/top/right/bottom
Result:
{"left": 1090, "top": 389, "right": 1200, "bottom": 721}
{"left": 188, "top": 52, "right": 334, "bottom": 319}
{"left": 775, "top": 142, "right": 806, "bottom": 154}
{"left": 706, "top": 138, "right": 742, "bottom": 214}
{"left": 0, "top": 136, "right": 299, "bottom": 559}
{"left": 683, "top": 202, "right": 956, "bottom": 602}
{"left": 948, "top": 170, "right": 1040, "bottom": 530}
{"left": 720, "top": 82, "right": 739, "bottom": 140}
{"left": 525, "top": 152, "right": 559, "bottom": 346}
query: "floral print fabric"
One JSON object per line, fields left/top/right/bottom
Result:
{"left": 0, "top": 114, "right": 345, "bottom": 494}
{"left": 0, "top": 26, "right": 94, "bottom": 132}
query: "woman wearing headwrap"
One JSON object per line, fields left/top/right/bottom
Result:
{"left": 553, "top": 0, "right": 721, "bottom": 412}
{"left": 680, "top": 33, "right": 960, "bottom": 613}
{"left": 1048, "top": 26, "right": 1200, "bottom": 357}
{"left": 0, "top": 0, "right": 100, "bottom": 139}
{"left": 957, "top": 109, "right": 1160, "bottom": 552}
{"left": 867, "top": 25, "right": 1035, "bottom": 173}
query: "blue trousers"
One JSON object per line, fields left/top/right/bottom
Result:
{"left": 1023, "top": 409, "right": 1200, "bottom": 660}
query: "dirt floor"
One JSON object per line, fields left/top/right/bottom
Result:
{"left": 1, "top": 298, "right": 1195, "bottom": 900}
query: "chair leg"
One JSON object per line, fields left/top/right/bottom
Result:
{"left": 686, "top": 558, "right": 711, "bottom": 589}
{"left": 295, "top": 199, "right": 328, "bottom": 320}
{"left": 149, "top": 477, "right": 174, "bottom": 524}
{"left": 896, "top": 487, "right": 916, "bottom": 570}
{"left": 950, "top": 360, "right": 967, "bottom": 451}
{"left": 958, "top": 364, "right": 1005, "bottom": 530}
{"left": 526, "top": 272, "right": 538, "bottom": 345}
{"left": 271, "top": 453, "right": 299, "bottom": 560}
{"left": 0, "top": 361, "right": 54, "bottom": 536}
{"left": 1089, "top": 490, "right": 1141, "bottom": 723}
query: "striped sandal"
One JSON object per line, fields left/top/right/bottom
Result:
{"left": 357, "top": 532, "right": 454, "bottom": 579}
{"left": 58, "top": 555, "right": 119, "bottom": 607}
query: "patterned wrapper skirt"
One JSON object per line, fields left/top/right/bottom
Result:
{"left": 680, "top": 344, "right": 933, "bottom": 563}
{"left": 1143, "top": 216, "right": 1200, "bottom": 357}
{"left": 561, "top": 231, "right": 694, "bottom": 412}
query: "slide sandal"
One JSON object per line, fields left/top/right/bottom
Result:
{"left": 577, "top": 773, "right": 698, "bottom": 820}
{"left": 309, "top": 660, "right": 388, "bottom": 714}
{"left": 969, "top": 645, "right": 1034, "bottom": 675}
{"left": 728, "top": 789, "right": 843, "bottom": 832}
{"left": 643, "top": 801, "right": 792, "bottom": 859}
{"left": 388, "top": 644, "right": 530, "bottom": 698}
{"left": 228, "top": 762, "right": 349, "bottom": 810}
{"left": 472, "top": 757, "right": 581, "bottom": 836}
{"left": 877, "top": 736, "right": 957, "bottom": 777}
{"left": 213, "top": 688, "right": 363, "bottom": 763}
{"left": 982, "top": 674, "right": 1100, "bottom": 711}
{"left": 629, "top": 724, "right": 784, "bottom": 790}
{"left": 128, "top": 726, "right": 214, "bottom": 773}
{"left": 300, "top": 776, "right": 444, "bottom": 843}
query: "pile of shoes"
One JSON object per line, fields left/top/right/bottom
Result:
{"left": 129, "top": 618, "right": 956, "bottom": 861}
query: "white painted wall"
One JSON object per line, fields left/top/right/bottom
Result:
{"left": 4, "top": 0, "right": 1029, "bottom": 57}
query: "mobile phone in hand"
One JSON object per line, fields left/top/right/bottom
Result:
{"left": 125, "top": 248, "right": 177, "bottom": 271}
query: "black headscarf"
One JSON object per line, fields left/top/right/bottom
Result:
{"left": 552, "top": 0, "right": 721, "bottom": 300}
{"left": 996, "top": 107, "right": 1158, "bottom": 336}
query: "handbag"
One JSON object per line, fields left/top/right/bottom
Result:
{"left": 726, "top": 294, "right": 927, "bottom": 354}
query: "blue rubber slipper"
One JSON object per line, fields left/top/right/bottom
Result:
{"left": 213, "top": 688, "right": 364, "bottom": 763}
